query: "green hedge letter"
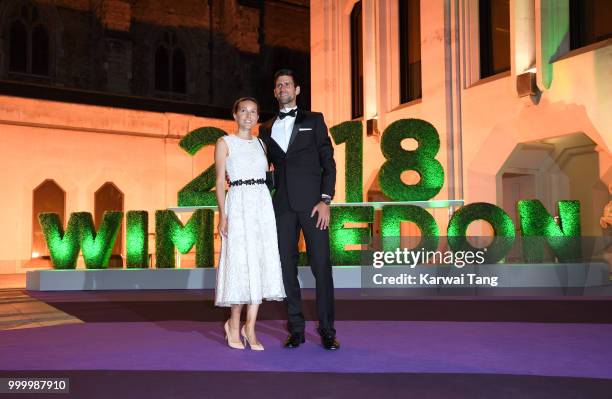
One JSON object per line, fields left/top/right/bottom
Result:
{"left": 39, "top": 212, "right": 123, "bottom": 269}
{"left": 330, "top": 206, "right": 374, "bottom": 265}
{"left": 330, "top": 121, "right": 363, "bottom": 202}
{"left": 155, "top": 209, "right": 214, "bottom": 268}
{"left": 126, "top": 211, "right": 148, "bottom": 268}
{"left": 378, "top": 119, "right": 444, "bottom": 201}
{"left": 517, "top": 200, "right": 581, "bottom": 262}
{"left": 39, "top": 213, "right": 82, "bottom": 269}
{"left": 447, "top": 203, "right": 515, "bottom": 263}
{"left": 178, "top": 127, "right": 227, "bottom": 206}
{"left": 79, "top": 212, "right": 123, "bottom": 269}
{"left": 381, "top": 205, "right": 439, "bottom": 252}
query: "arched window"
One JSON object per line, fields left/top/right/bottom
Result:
{"left": 94, "top": 182, "right": 124, "bottom": 267}
{"left": 479, "top": 0, "right": 510, "bottom": 78}
{"left": 32, "top": 180, "right": 65, "bottom": 259}
{"left": 154, "top": 32, "right": 187, "bottom": 94}
{"left": 172, "top": 48, "right": 186, "bottom": 93}
{"left": 154, "top": 46, "right": 169, "bottom": 92}
{"left": 9, "top": 20, "right": 27, "bottom": 72}
{"left": 31, "top": 24, "right": 49, "bottom": 75}
{"left": 570, "top": 0, "right": 612, "bottom": 50}
{"left": 399, "top": 0, "right": 422, "bottom": 103}
{"left": 350, "top": 1, "right": 363, "bottom": 119}
{"left": 8, "top": 3, "right": 50, "bottom": 76}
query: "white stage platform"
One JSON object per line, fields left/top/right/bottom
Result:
{"left": 26, "top": 263, "right": 611, "bottom": 291}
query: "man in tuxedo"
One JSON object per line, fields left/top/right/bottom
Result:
{"left": 259, "top": 69, "right": 339, "bottom": 350}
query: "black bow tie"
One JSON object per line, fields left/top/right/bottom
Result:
{"left": 278, "top": 108, "right": 297, "bottom": 120}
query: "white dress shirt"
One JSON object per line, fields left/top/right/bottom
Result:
{"left": 271, "top": 106, "right": 297, "bottom": 153}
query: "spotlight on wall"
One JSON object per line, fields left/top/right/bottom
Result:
{"left": 517, "top": 69, "right": 539, "bottom": 98}
{"left": 367, "top": 118, "right": 379, "bottom": 136}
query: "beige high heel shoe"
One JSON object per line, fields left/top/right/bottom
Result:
{"left": 224, "top": 321, "right": 245, "bottom": 349}
{"left": 241, "top": 326, "right": 264, "bottom": 351}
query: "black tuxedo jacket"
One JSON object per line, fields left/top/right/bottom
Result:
{"left": 259, "top": 110, "right": 336, "bottom": 212}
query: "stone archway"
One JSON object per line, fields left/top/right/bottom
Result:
{"left": 498, "top": 133, "right": 608, "bottom": 237}
{"left": 94, "top": 182, "right": 124, "bottom": 267}
{"left": 32, "top": 179, "right": 65, "bottom": 260}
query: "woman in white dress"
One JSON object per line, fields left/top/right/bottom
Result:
{"left": 214, "top": 97, "right": 286, "bottom": 350}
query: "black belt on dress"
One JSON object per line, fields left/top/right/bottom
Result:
{"left": 228, "top": 178, "right": 266, "bottom": 187}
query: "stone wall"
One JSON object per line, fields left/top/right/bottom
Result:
{"left": 0, "top": 0, "right": 311, "bottom": 113}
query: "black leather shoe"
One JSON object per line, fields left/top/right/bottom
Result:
{"left": 321, "top": 335, "right": 340, "bottom": 350}
{"left": 284, "top": 334, "right": 305, "bottom": 348}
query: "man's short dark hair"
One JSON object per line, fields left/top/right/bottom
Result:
{"left": 274, "top": 69, "right": 299, "bottom": 87}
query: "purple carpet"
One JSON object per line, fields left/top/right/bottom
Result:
{"left": 2, "top": 320, "right": 612, "bottom": 379}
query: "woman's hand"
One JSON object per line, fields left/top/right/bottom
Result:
{"left": 218, "top": 215, "right": 228, "bottom": 238}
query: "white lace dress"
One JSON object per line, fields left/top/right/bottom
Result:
{"left": 215, "top": 134, "right": 286, "bottom": 307}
